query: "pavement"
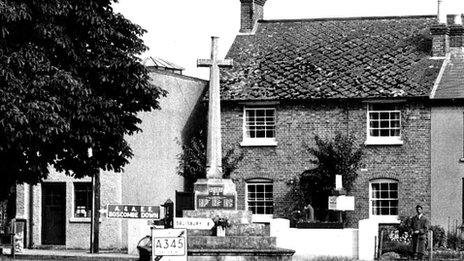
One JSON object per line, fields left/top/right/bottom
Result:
{"left": 0, "top": 249, "right": 139, "bottom": 261}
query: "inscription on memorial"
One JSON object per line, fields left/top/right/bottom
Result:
{"left": 208, "top": 185, "right": 224, "bottom": 195}
{"left": 196, "top": 194, "right": 235, "bottom": 209}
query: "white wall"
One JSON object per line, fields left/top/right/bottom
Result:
{"left": 121, "top": 69, "right": 207, "bottom": 207}
{"left": 431, "top": 106, "right": 464, "bottom": 230}
{"left": 270, "top": 219, "right": 359, "bottom": 259}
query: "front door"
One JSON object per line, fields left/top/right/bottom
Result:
{"left": 42, "top": 183, "right": 66, "bottom": 245}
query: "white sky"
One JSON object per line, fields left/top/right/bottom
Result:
{"left": 114, "top": 0, "right": 464, "bottom": 79}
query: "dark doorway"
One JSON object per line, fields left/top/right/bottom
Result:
{"left": 42, "top": 183, "right": 66, "bottom": 245}
{"left": 175, "top": 191, "right": 194, "bottom": 217}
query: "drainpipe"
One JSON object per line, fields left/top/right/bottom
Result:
{"left": 28, "top": 184, "right": 33, "bottom": 248}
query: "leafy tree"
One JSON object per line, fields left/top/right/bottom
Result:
{"left": 298, "top": 133, "right": 364, "bottom": 221}
{"left": 177, "top": 130, "right": 244, "bottom": 190}
{"left": 0, "top": 0, "right": 166, "bottom": 200}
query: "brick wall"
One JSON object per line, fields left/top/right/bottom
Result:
{"left": 431, "top": 24, "right": 449, "bottom": 57}
{"left": 239, "top": 0, "right": 265, "bottom": 33}
{"left": 221, "top": 100, "right": 431, "bottom": 227}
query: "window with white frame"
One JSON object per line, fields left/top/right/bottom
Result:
{"left": 246, "top": 180, "right": 274, "bottom": 215}
{"left": 366, "top": 103, "right": 402, "bottom": 144}
{"left": 74, "top": 182, "right": 92, "bottom": 218}
{"left": 370, "top": 179, "right": 398, "bottom": 217}
{"left": 242, "top": 107, "right": 276, "bottom": 146}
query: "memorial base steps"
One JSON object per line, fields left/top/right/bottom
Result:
{"left": 188, "top": 248, "right": 295, "bottom": 261}
{"left": 188, "top": 235, "right": 276, "bottom": 249}
{"left": 183, "top": 209, "right": 294, "bottom": 260}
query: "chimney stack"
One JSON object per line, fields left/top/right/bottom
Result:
{"left": 432, "top": 1, "right": 464, "bottom": 57}
{"left": 448, "top": 14, "right": 464, "bottom": 48}
{"left": 240, "top": 0, "right": 267, "bottom": 33}
{"left": 431, "top": 24, "right": 449, "bottom": 57}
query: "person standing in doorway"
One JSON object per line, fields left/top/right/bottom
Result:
{"left": 410, "top": 205, "right": 429, "bottom": 260}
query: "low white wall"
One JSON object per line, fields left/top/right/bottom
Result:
{"left": 127, "top": 219, "right": 152, "bottom": 255}
{"left": 270, "top": 219, "right": 358, "bottom": 259}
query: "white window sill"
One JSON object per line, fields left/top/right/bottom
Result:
{"left": 240, "top": 139, "right": 277, "bottom": 147}
{"left": 368, "top": 215, "right": 400, "bottom": 224}
{"left": 364, "top": 137, "right": 403, "bottom": 146}
{"left": 69, "top": 217, "right": 102, "bottom": 223}
{"left": 251, "top": 214, "right": 273, "bottom": 223}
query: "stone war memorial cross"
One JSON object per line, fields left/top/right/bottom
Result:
{"left": 194, "top": 36, "right": 236, "bottom": 210}
{"left": 182, "top": 37, "right": 294, "bottom": 261}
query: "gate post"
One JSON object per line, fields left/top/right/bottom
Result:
{"left": 429, "top": 230, "right": 433, "bottom": 261}
{"left": 162, "top": 199, "right": 174, "bottom": 229}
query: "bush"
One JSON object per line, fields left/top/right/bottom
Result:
{"left": 433, "top": 249, "right": 462, "bottom": 259}
{"left": 447, "top": 232, "right": 461, "bottom": 250}
{"left": 382, "top": 241, "right": 411, "bottom": 257}
{"left": 379, "top": 222, "right": 411, "bottom": 258}
{"left": 288, "top": 133, "right": 363, "bottom": 223}
{"left": 430, "top": 225, "right": 446, "bottom": 248}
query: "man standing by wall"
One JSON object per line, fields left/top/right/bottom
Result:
{"left": 411, "top": 205, "right": 429, "bottom": 260}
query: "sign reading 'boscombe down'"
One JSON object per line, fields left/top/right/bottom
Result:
{"left": 107, "top": 204, "right": 160, "bottom": 219}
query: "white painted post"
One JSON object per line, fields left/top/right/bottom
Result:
{"left": 335, "top": 175, "right": 343, "bottom": 190}
{"left": 429, "top": 230, "right": 433, "bottom": 261}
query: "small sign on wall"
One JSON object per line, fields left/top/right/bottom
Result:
{"left": 328, "top": 196, "right": 338, "bottom": 210}
{"left": 328, "top": 196, "right": 355, "bottom": 211}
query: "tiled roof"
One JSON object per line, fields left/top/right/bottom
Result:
{"left": 431, "top": 49, "right": 464, "bottom": 99}
{"left": 221, "top": 16, "right": 443, "bottom": 101}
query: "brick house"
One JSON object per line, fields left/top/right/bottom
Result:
{"left": 220, "top": 0, "right": 464, "bottom": 227}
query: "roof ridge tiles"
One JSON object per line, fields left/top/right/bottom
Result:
{"left": 258, "top": 14, "right": 437, "bottom": 24}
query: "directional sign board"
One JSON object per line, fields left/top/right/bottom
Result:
{"left": 173, "top": 217, "right": 214, "bottom": 230}
{"left": 107, "top": 204, "right": 160, "bottom": 219}
{"left": 152, "top": 228, "right": 187, "bottom": 261}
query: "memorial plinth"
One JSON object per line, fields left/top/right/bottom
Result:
{"left": 194, "top": 179, "right": 237, "bottom": 210}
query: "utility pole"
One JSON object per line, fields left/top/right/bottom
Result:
{"left": 92, "top": 171, "right": 100, "bottom": 253}
{"left": 90, "top": 175, "right": 94, "bottom": 253}
{"left": 88, "top": 148, "right": 100, "bottom": 254}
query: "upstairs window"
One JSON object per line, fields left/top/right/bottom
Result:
{"left": 366, "top": 103, "right": 403, "bottom": 145}
{"left": 241, "top": 107, "right": 277, "bottom": 146}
